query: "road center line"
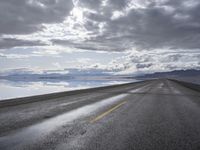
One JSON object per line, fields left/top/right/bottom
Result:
{"left": 90, "top": 101, "right": 127, "bottom": 123}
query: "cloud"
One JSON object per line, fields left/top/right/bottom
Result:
{"left": 136, "top": 63, "right": 153, "bottom": 69}
{"left": 0, "top": 0, "right": 73, "bottom": 35}
{"left": 99, "top": 0, "right": 200, "bottom": 50}
{"left": 0, "top": 53, "right": 30, "bottom": 59}
{"left": 2, "top": 0, "right": 200, "bottom": 51}
{"left": 48, "top": 0, "right": 200, "bottom": 52}
{"left": 32, "top": 45, "right": 74, "bottom": 56}
{"left": 105, "top": 49, "right": 200, "bottom": 74}
{"left": 0, "top": 0, "right": 200, "bottom": 73}
{"left": 0, "top": 38, "right": 45, "bottom": 49}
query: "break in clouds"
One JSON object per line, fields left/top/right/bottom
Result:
{"left": 0, "top": 0, "right": 200, "bottom": 73}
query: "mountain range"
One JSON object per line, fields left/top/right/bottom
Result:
{"left": 0, "top": 68, "right": 200, "bottom": 84}
{"left": 0, "top": 68, "right": 130, "bottom": 82}
{"left": 137, "top": 69, "right": 200, "bottom": 84}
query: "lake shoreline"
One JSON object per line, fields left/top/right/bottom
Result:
{"left": 0, "top": 80, "right": 142, "bottom": 108}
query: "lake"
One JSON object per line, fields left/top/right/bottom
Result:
{"left": 0, "top": 79, "right": 139, "bottom": 100}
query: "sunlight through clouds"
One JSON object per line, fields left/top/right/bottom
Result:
{"left": 0, "top": 0, "right": 200, "bottom": 74}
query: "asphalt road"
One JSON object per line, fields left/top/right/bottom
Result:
{"left": 0, "top": 79, "right": 200, "bottom": 150}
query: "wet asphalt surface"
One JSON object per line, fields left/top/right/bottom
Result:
{"left": 0, "top": 79, "right": 200, "bottom": 150}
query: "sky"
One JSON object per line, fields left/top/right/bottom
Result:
{"left": 0, "top": 0, "right": 200, "bottom": 75}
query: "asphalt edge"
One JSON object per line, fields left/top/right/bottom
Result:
{"left": 169, "top": 78, "right": 200, "bottom": 93}
{"left": 0, "top": 80, "right": 150, "bottom": 108}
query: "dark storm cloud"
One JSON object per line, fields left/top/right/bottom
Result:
{"left": 101, "top": 0, "right": 200, "bottom": 50}
{"left": 77, "top": 0, "right": 128, "bottom": 11}
{"left": 51, "top": 38, "right": 130, "bottom": 51}
{"left": 1, "top": 0, "right": 200, "bottom": 52}
{"left": 107, "top": 0, "right": 129, "bottom": 10}
{"left": 0, "top": 38, "right": 45, "bottom": 49}
{"left": 136, "top": 63, "right": 153, "bottom": 69}
{"left": 51, "top": 0, "right": 200, "bottom": 52}
{"left": 77, "top": 0, "right": 101, "bottom": 10}
{"left": 0, "top": 0, "right": 73, "bottom": 35}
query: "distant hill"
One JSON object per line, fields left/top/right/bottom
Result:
{"left": 138, "top": 69, "right": 200, "bottom": 78}
{"left": 0, "top": 68, "right": 131, "bottom": 82}
{"left": 137, "top": 69, "right": 200, "bottom": 84}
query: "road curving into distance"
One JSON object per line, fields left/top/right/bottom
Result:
{"left": 0, "top": 79, "right": 200, "bottom": 150}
